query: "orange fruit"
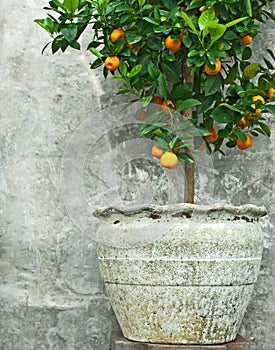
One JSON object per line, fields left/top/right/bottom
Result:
{"left": 160, "top": 152, "right": 179, "bottom": 169}
{"left": 237, "top": 116, "right": 248, "bottom": 128}
{"left": 169, "top": 141, "right": 180, "bottom": 154}
{"left": 128, "top": 43, "right": 139, "bottom": 53}
{"left": 161, "top": 100, "right": 175, "bottom": 114}
{"left": 251, "top": 104, "right": 262, "bottom": 117}
{"left": 204, "top": 58, "right": 221, "bottom": 75}
{"left": 110, "top": 29, "right": 125, "bottom": 43}
{"left": 237, "top": 134, "right": 253, "bottom": 150}
{"left": 137, "top": 109, "right": 147, "bottom": 121}
{"left": 153, "top": 95, "right": 163, "bottom": 107}
{"left": 152, "top": 145, "right": 165, "bottom": 158}
{"left": 205, "top": 128, "right": 219, "bottom": 143}
{"left": 267, "top": 87, "right": 275, "bottom": 100}
{"left": 105, "top": 56, "right": 120, "bottom": 71}
{"left": 252, "top": 95, "right": 265, "bottom": 104}
{"left": 241, "top": 35, "right": 253, "bottom": 46}
{"left": 165, "top": 36, "right": 182, "bottom": 52}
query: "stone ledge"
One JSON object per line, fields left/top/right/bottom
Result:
{"left": 110, "top": 331, "right": 250, "bottom": 350}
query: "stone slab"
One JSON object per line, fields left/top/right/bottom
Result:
{"left": 110, "top": 331, "right": 250, "bottom": 350}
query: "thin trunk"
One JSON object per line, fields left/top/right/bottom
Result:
{"left": 183, "top": 63, "right": 195, "bottom": 204}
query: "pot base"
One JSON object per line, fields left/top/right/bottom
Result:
{"left": 106, "top": 284, "right": 253, "bottom": 344}
{"left": 111, "top": 331, "right": 250, "bottom": 349}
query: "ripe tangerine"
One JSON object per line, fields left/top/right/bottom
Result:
{"left": 240, "top": 35, "right": 253, "bottom": 46}
{"left": 267, "top": 87, "right": 275, "bottom": 100}
{"left": 152, "top": 145, "right": 165, "bottom": 158}
{"left": 165, "top": 36, "right": 182, "bottom": 52}
{"left": 204, "top": 58, "right": 221, "bottom": 75}
{"left": 237, "top": 134, "right": 253, "bottom": 150}
{"left": 205, "top": 128, "right": 219, "bottom": 143}
{"left": 110, "top": 29, "right": 125, "bottom": 43}
{"left": 160, "top": 152, "right": 179, "bottom": 169}
{"left": 105, "top": 56, "right": 120, "bottom": 71}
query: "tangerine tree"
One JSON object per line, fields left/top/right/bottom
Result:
{"left": 35, "top": 0, "right": 275, "bottom": 203}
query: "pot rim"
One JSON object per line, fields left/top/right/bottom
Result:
{"left": 93, "top": 202, "right": 267, "bottom": 219}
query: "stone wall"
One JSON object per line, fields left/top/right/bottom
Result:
{"left": 0, "top": 1, "right": 274, "bottom": 350}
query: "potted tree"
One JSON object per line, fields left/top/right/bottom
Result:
{"left": 35, "top": 0, "right": 275, "bottom": 345}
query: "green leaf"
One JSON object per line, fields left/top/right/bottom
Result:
{"left": 258, "top": 122, "right": 271, "bottom": 137}
{"left": 89, "top": 47, "right": 102, "bottom": 60}
{"left": 197, "top": 94, "right": 215, "bottom": 114}
{"left": 226, "top": 140, "right": 237, "bottom": 148}
{"left": 172, "top": 84, "right": 193, "bottom": 100}
{"left": 234, "top": 130, "right": 247, "bottom": 142}
{"left": 183, "top": 126, "right": 211, "bottom": 136}
{"left": 119, "top": 60, "right": 128, "bottom": 77}
{"left": 148, "top": 64, "right": 160, "bottom": 79}
{"left": 61, "top": 23, "right": 78, "bottom": 43}
{"left": 218, "top": 129, "right": 230, "bottom": 138}
{"left": 263, "top": 58, "right": 274, "bottom": 70}
{"left": 141, "top": 96, "right": 153, "bottom": 107}
{"left": 183, "top": 32, "right": 193, "bottom": 48}
{"left": 51, "top": 37, "right": 61, "bottom": 53}
{"left": 152, "top": 136, "right": 169, "bottom": 150}
{"left": 223, "top": 31, "right": 238, "bottom": 40}
{"left": 224, "top": 63, "right": 238, "bottom": 84}
{"left": 147, "top": 37, "right": 163, "bottom": 50}
{"left": 126, "top": 33, "right": 143, "bottom": 45}
{"left": 138, "top": 0, "right": 146, "bottom": 7}
{"left": 68, "top": 40, "right": 80, "bottom": 50}
{"left": 267, "top": 49, "right": 275, "bottom": 62}
{"left": 139, "top": 123, "right": 167, "bottom": 136}
{"left": 181, "top": 11, "right": 198, "bottom": 35}
{"left": 177, "top": 99, "right": 201, "bottom": 112}
{"left": 143, "top": 17, "right": 159, "bottom": 25}
{"left": 205, "top": 75, "right": 223, "bottom": 96}
{"left": 166, "top": 6, "right": 180, "bottom": 20}
{"left": 242, "top": 46, "right": 252, "bottom": 61}
{"left": 263, "top": 104, "right": 275, "bottom": 115}
{"left": 243, "top": 63, "right": 261, "bottom": 80}
{"left": 210, "top": 106, "right": 235, "bottom": 123}
{"left": 157, "top": 73, "right": 168, "bottom": 100}
{"left": 160, "top": 61, "right": 181, "bottom": 83}
{"left": 246, "top": 0, "right": 252, "bottom": 17}
{"left": 90, "top": 58, "right": 103, "bottom": 69}
{"left": 51, "top": 0, "right": 67, "bottom": 12}
{"left": 207, "top": 23, "right": 226, "bottom": 42}
{"left": 163, "top": 0, "right": 177, "bottom": 10}
{"left": 63, "top": 0, "right": 79, "bottom": 13}
{"left": 177, "top": 152, "right": 194, "bottom": 163}
{"left": 129, "top": 64, "right": 142, "bottom": 78}
{"left": 34, "top": 18, "right": 58, "bottom": 35}
{"left": 198, "top": 9, "right": 215, "bottom": 31}
{"left": 225, "top": 17, "right": 249, "bottom": 28}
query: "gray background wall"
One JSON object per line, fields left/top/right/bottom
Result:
{"left": 0, "top": 1, "right": 274, "bottom": 350}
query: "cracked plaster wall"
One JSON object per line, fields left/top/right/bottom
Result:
{"left": 0, "top": 1, "right": 274, "bottom": 350}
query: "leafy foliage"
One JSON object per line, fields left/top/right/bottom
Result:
{"left": 35, "top": 0, "right": 275, "bottom": 160}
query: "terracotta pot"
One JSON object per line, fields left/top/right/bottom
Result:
{"left": 94, "top": 203, "right": 266, "bottom": 344}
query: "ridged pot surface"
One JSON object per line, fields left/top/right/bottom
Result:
{"left": 94, "top": 203, "right": 266, "bottom": 344}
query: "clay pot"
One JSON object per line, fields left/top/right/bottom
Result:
{"left": 94, "top": 203, "right": 266, "bottom": 344}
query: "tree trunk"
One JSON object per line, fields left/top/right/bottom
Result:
{"left": 183, "top": 63, "right": 195, "bottom": 204}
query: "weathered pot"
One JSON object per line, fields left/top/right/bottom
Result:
{"left": 94, "top": 203, "right": 266, "bottom": 344}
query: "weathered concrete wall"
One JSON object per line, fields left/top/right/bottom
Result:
{"left": 0, "top": 1, "right": 274, "bottom": 350}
